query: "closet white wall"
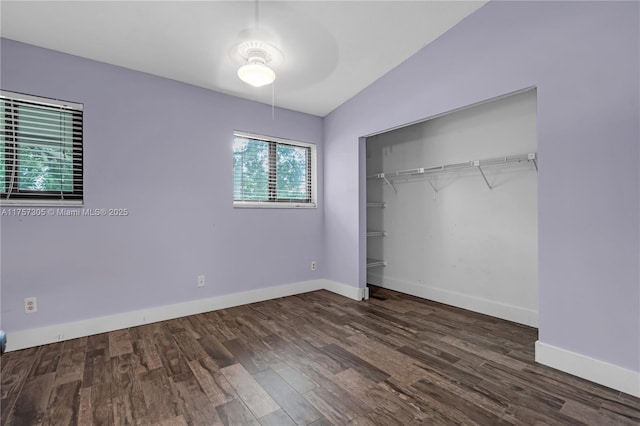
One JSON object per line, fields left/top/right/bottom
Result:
{"left": 366, "top": 89, "right": 538, "bottom": 326}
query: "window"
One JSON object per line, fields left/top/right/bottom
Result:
{"left": 233, "top": 132, "right": 316, "bottom": 208}
{"left": 0, "top": 90, "right": 83, "bottom": 205}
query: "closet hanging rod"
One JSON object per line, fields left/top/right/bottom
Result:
{"left": 368, "top": 152, "right": 537, "bottom": 180}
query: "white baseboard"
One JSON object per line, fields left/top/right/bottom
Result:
{"left": 535, "top": 341, "right": 640, "bottom": 398}
{"left": 324, "top": 279, "right": 366, "bottom": 301}
{"left": 5, "top": 278, "right": 360, "bottom": 352}
{"left": 368, "top": 273, "right": 538, "bottom": 327}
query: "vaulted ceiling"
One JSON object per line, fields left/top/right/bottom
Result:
{"left": 1, "top": 1, "right": 487, "bottom": 116}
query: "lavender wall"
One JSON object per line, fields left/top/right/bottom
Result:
{"left": 325, "top": 1, "right": 639, "bottom": 371}
{"left": 0, "top": 39, "right": 324, "bottom": 333}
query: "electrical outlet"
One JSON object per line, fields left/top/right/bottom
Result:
{"left": 311, "top": 261, "right": 317, "bottom": 271}
{"left": 197, "top": 275, "right": 205, "bottom": 287}
{"left": 24, "top": 297, "right": 37, "bottom": 313}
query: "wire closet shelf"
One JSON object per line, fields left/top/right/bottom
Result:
{"left": 368, "top": 152, "right": 537, "bottom": 192}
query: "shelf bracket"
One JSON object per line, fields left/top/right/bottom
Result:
{"left": 425, "top": 176, "right": 438, "bottom": 193}
{"left": 528, "top": 153, "right": 538, "bottom": 172}
{"left": 379, "top": 174, "right": 397, "bottom": 193}
{"left": 473, "top": 161, "right": 492, "bottom": 190}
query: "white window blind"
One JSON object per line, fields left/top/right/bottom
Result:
{"left": 233, "top": 131, "right": 316, "bottom": 208}
{"left": 0, "top": 90, "right": 83, "bottom": 205}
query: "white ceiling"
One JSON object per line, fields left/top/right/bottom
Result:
{"left": 0, "top": 1, "right": 486, "bottom": 117}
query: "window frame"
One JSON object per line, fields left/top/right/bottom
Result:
{"left": 0, "top": 90, "right": 84, "bottom": 206}
{"left": 233, "top": 131, "right": 317, "bottom": 209}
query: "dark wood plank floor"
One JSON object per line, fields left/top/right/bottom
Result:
{"left": 2, "top": 286, "right": 639, "bottom": 425}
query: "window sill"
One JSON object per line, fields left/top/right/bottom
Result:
{"left": 0, "top": 199, "right": 83, "bottom": 207}
{"left": 233, "top": 201, "right": 316, "bottom": 209}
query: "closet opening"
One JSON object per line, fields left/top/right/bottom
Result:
{"left": 365, "top": 88, "right": 538, "bottom": 327}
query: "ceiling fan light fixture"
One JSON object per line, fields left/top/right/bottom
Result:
{"left": 237, "top": 41, "right": 277, "bottom": 87}
{"left": 238, "top": 60, "right": 276, "bottom": 87}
